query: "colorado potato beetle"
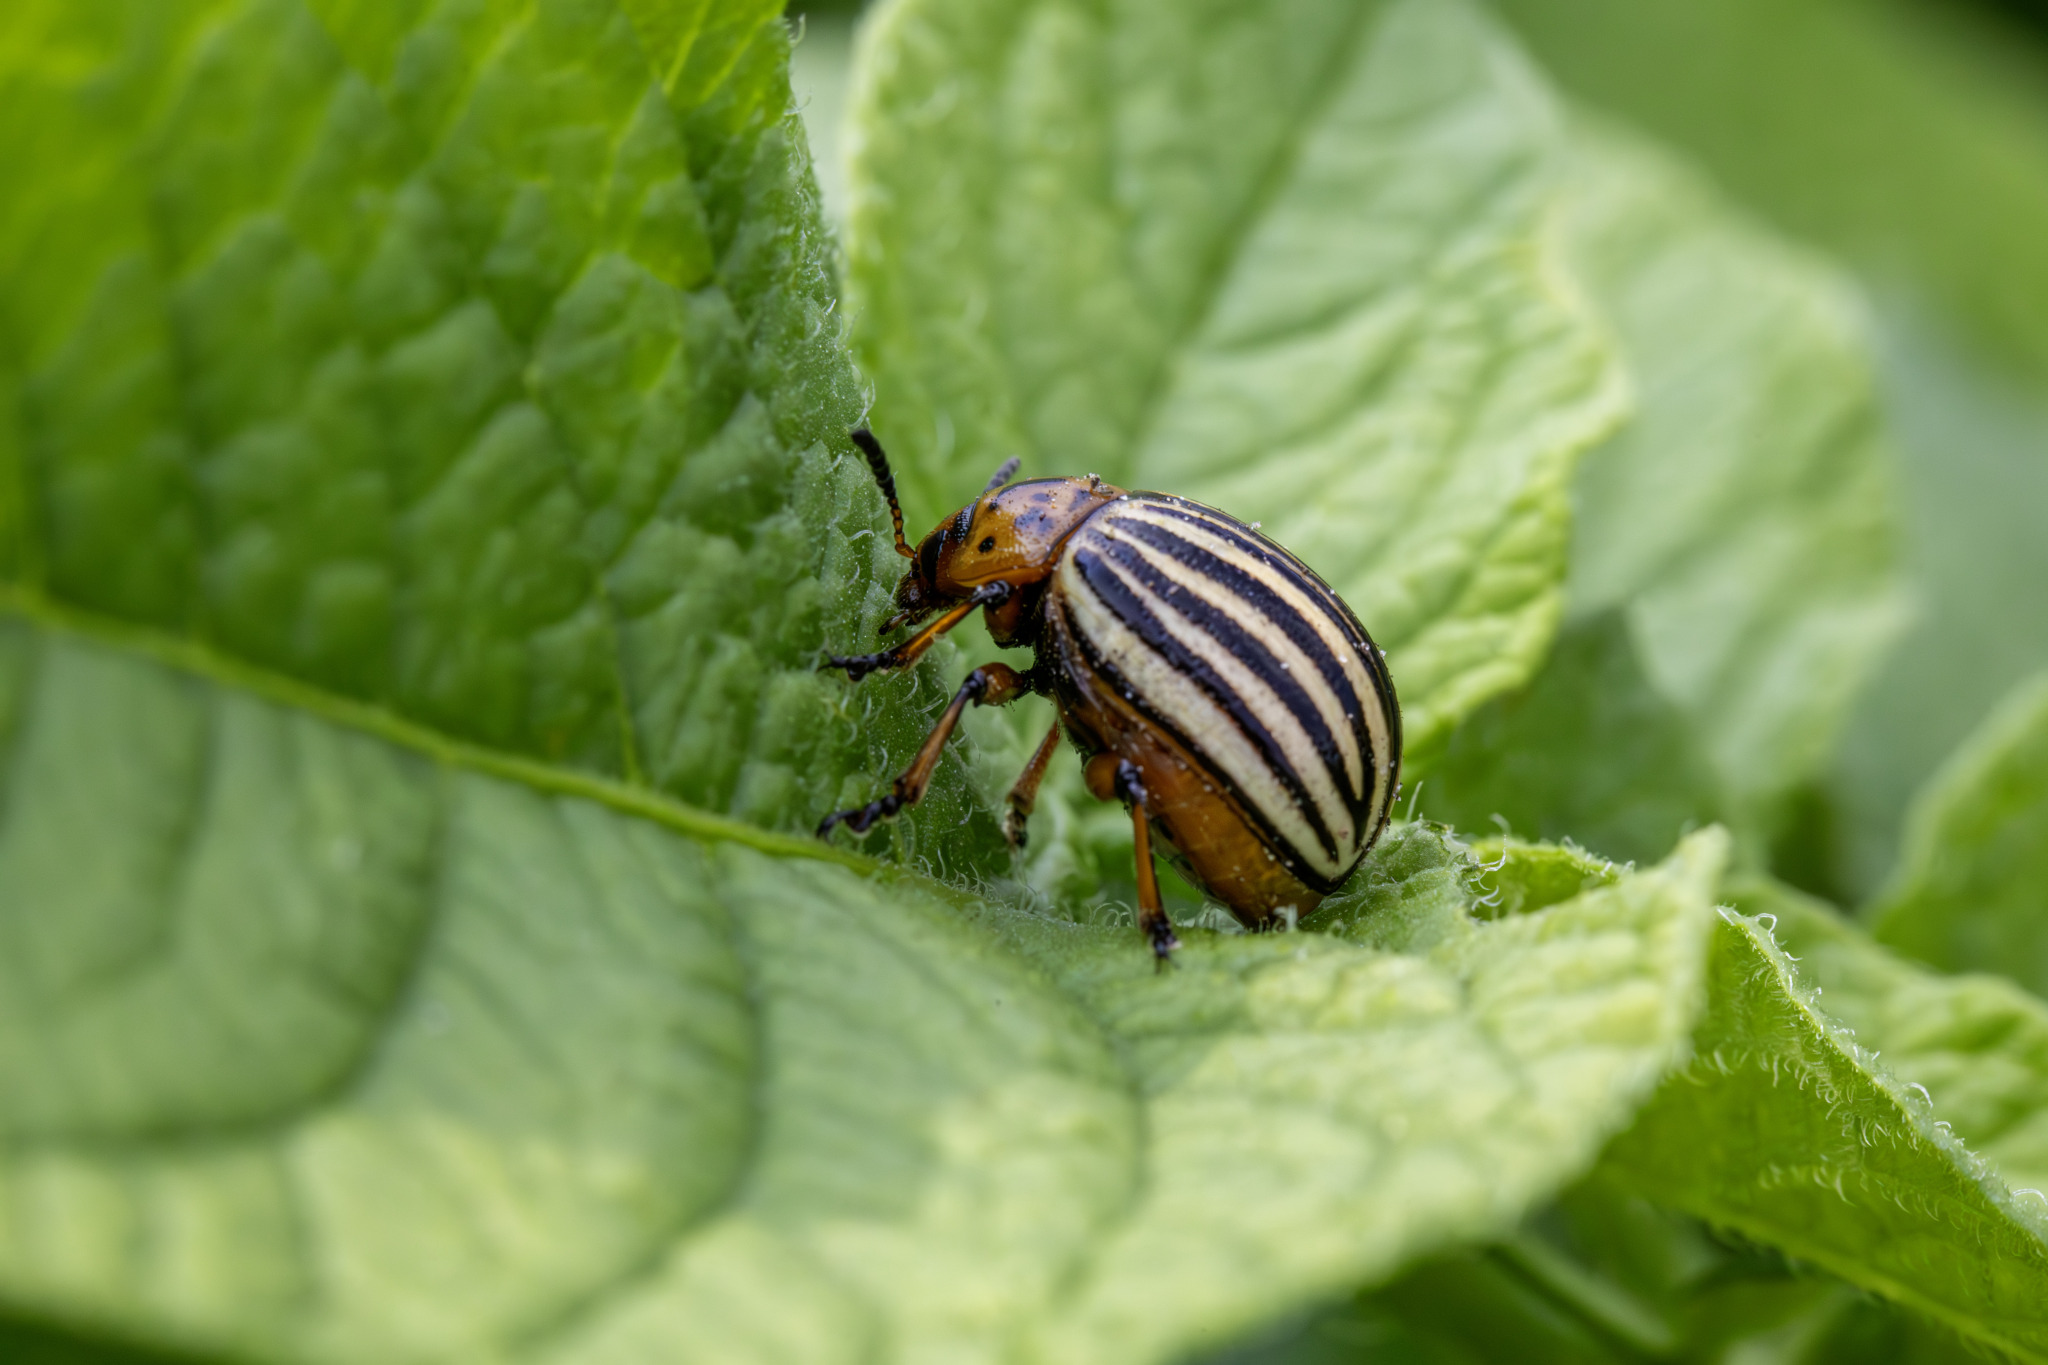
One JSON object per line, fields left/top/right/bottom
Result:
{"left": 820, "top": 428, "right": 1402, "bottom": 962}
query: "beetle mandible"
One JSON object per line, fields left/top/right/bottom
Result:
{"left": 819, "top": 427, "right": 1403, "bottom": 963}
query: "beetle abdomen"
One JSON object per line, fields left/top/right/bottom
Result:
{"left": 1054, "top": 494, "right": 1401, "bottom": 892}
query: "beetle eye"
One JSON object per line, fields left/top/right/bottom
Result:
{"left": 978, "top": 536, "right": 997, "bottom": 553}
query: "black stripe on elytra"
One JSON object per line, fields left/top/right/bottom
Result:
{"left": 1129, "top": 496, "right": 1400, "bottom": 771}
{"left": 1071, "top": 544, "right": 1346, "bottom": 868}
{"left": 1132, "top": 499, "right": 1372, "bottom": 648}
{"left": 1056, "top": 595, "right": 1354, "bottom": 894}
{"left": 1092, "top": 531, "right": 1364, "bottom": 822}
{"left": 1111, "top": 516, "right": 1376, "bottom": 791}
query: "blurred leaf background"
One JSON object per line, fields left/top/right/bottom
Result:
{"left": 3, "top": 0, "right": 2048, "bottom": 1360}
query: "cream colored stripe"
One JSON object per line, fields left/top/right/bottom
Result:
{"left": 1067, "top": 539, "right": 1355, "bottom": 877}
{"left": 1113, "top": 499, "right": 1394, "bottom": 823}
{"left": 1059, "top": 552, "right": 1330, "bottom": 873}
{"left": 1099, "top": 519, "right": 1364, "bottom": 800}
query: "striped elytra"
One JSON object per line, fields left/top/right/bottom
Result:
{"left": 819, "top": 429, "right": 1402, "bottom": 963}
{"left": 1050, "top": 494, "right": 1400, "bottom": 895}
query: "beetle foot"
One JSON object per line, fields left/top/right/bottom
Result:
{"left": 823, "top": 650, "right": 898, "bottom": 683}
{"left": 1145, "top": 916, "right": 1181, "bottom": 971}
{"left": 817, "top": 792, "right": 903, "bottom": 839}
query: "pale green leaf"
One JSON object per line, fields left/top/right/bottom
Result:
{"left": 1206, "top": 864, "right": 2030, "bottom": 1365}
{"left": 1000, "top": 826, "right": 1724, "bottom": 1365}
{"left": 0, "top": 616, "right": 1726, "bottom": 1364}
{"left": 1872, "top": 670, "right": 2048, "bottom": 995}
{"left": 1557, "top": 122, "right": 1905, "bottom": 833}
{"left": 1490, "top": 0, "right": 2048, "bottom": 384}
{"left": 845, "top": 0, "right": 1627, "bottom": 765}
{"left": 1492, "top": 0, "right": 2048, "bottom": 905}
{"left": 1743, "top": 875, "right": 2048, "bottom": 1201}
{"left": 1464, "top": 833, "right": 1621, "bottom": 920}
{"left": 1602, "top": 904, "right": 2048, "bottom": 1360}
{"left": 1832, "top": 326, "right": 2048, "bottom": 900}
{"left": 1425, "top": 118, "right": 1905, "bottom": 865}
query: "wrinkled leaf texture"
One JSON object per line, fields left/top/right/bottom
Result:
{"left": 0, "top": 0, "right": 990, "bottom": 864}
{"left": 1492, "top": 0, "right": 2048, "bottom": 906}
{"left": 0, "top": 2, "right": 1736, "bottom": 1364}
{"left": 1603, "top": 898, "right": 2048, "bottom": 1361}
{"left": 1399, "top": 843, "right": 2048, "bottom": 1362}
{"left": 1426, "top": 118, "right": 1904, "bottom": 868}
{"left": 0, "top": 619, "right": 1730, "bottom": 1364}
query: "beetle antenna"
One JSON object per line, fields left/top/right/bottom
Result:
{"left": 983, "top": 456, "right": 1022, "bottom": 495}
{"left": 849, "top": 427, "right": 914, "bottom": 560}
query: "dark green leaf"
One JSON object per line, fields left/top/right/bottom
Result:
{"left": 0, "top": 0, "right": 995, "bottom": 866}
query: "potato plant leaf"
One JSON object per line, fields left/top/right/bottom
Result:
{"left": 0, "top": 0, "right": 995, "bottom": 869}
{"left": 1749, "top": 876, "right": 2048, "bottom": 1201}
{"left": 1493, "top": 0, "right": 2048, "bottom": 906}
{"left": 1602, "top": 903, "right": 2048, "bottom": 1360}
{"left": 0, "top": 617, "right": 1727, "bottom": 1365}
{"left": 1872, "top": 670, "right": 2048, "bottom": 996}
{"left": 0, "top": 3, "right": 1740, "bottom": 1362}
{"left": 1425, "top": 119, "right": 1905, "bottom": 866}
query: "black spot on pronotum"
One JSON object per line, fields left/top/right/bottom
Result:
{"left": 979, "top": 536, "right": 997, "bottom": 553}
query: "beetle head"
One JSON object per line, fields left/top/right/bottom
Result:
{"left": 918, "top": 475, "right": 1122, "bottom": 597}
{"left": 848, "top": 429, "right": 1121, "bottom": 633}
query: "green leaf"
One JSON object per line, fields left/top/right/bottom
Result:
{"left": 1425, "top": 118, "right": 1905, "bottom": 866}
{"left": 1425, "top": 611, "right": 1725, "bottom": 865}
{"left": 1492, "top": 0, "right": 2048, "bottom": 907}
{"left": 1199, "top": 1167, "right": 1980, "bottom": 1365}
{"left": 1832, "top": 324, "right": 2048, "bottom": 901}
{"left": 1011, "top": 825, "right": 1725, "bottom": 1364}
{"left": 0, "top": 615, "right": 1728, "bottom": 1364}
{"left": 1464, "top": 833, "right": 1620, "bottom": 920}
{"left": 1600, "top": 899, "right": 2048, "bottom": 1360}
{"left": 1208, "top": 874, "right": 2039, "bottom": 1365}
{"left": 1489, "top": 0, "right": 2048, "bottom": 384}
{"left": 1557, "top": 123, "right": 1904, "bottom": 834}
{"left": 844, "top": 0, "right": 1627, "bottom": 765}
{"left": 1746, "top": 875, "right": 2048, "bottom": 1203}
{"left": 1871, "top": 670, "right": 2048, "bottom": 996}
{"left": 0, "top": 0, "right": 996, "bottom": 868}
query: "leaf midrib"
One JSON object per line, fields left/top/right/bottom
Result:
{"left": 0, "top": 585, "right": 898, "bottom": 1357}
{"left": 0, "top": 585, "right": 875, "bottom": 877}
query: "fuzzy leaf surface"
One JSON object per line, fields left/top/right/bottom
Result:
{"left": 1603, "top": 906, "right": 2048, "bottom": 1360}
{"left": 1747, "top": 877, "right": 2048, "bottom": 1200}
{"left": 0, "top": 0, "right": 996, "bottom": 866}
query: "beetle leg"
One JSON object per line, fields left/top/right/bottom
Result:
{"left": 825, "top": 582, "right": 1014, "bottom": 682}
{"left": 818, "top": 662, "right": 1033, "bottom": 839}
{"left": 1002, "top": 719, "right": 1066, "bottom": 850}
{"left": 1113, "top": 758, "right": 1181, "bottom": 968}
{"left": 825, "top": 599, "right": 978, "bottom": 682}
